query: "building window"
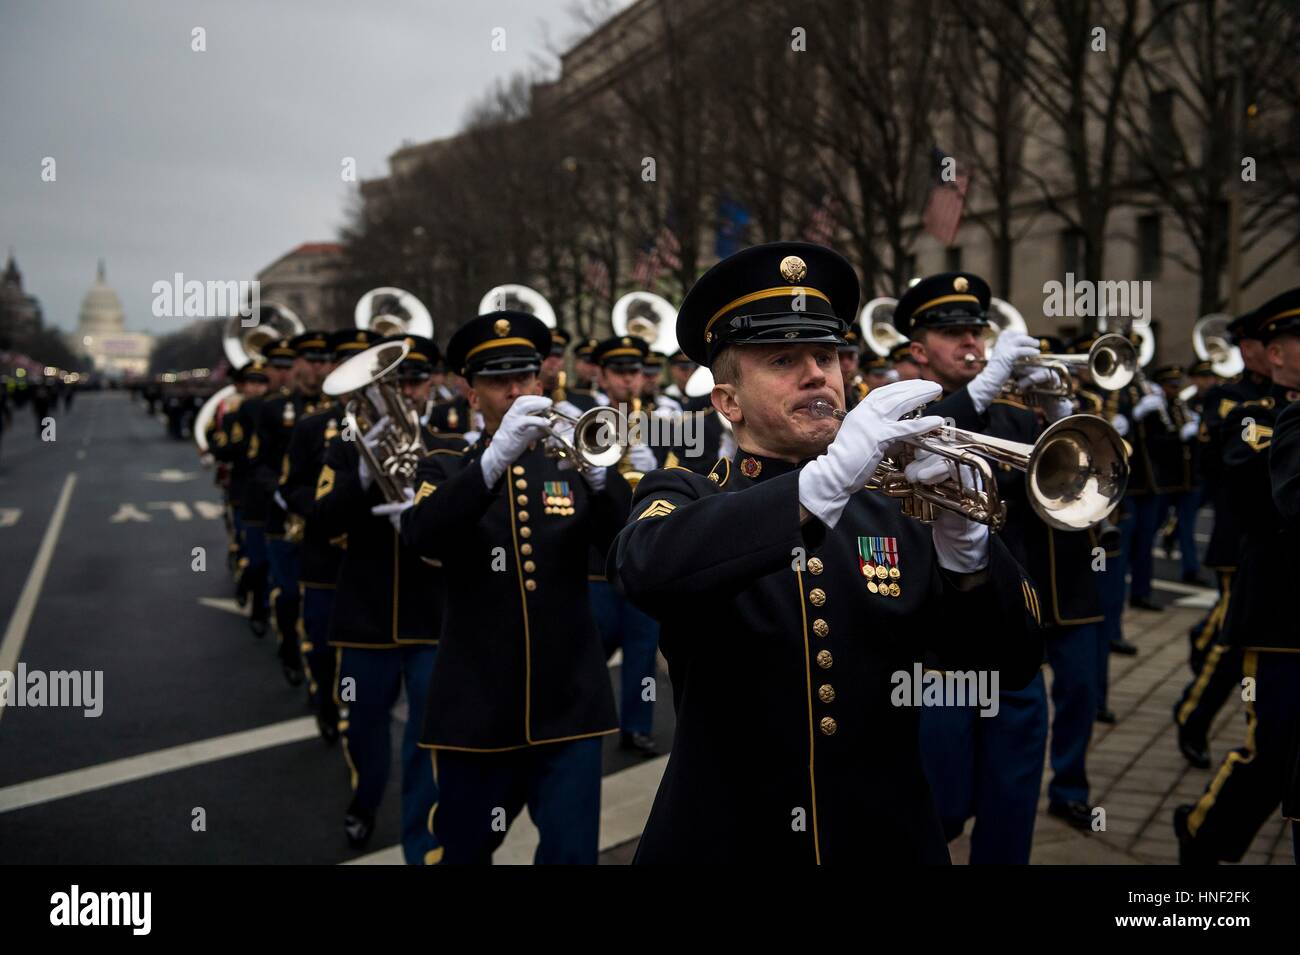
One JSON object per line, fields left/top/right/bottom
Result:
{"left": 1138, "top": 214, "right": 1162, "bottom": 278}
{"left": 1060, "top": 229, "right": 1085, "bottom": 279}
{"left": 945, "top": 246, "right": 963, "bottom": 272}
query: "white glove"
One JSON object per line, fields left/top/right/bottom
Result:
{"left": 371, "top": 487, "right": 416, "bottom": 532}
{"left": 798, "top": 379, "right": 946, "bottom": 529}
{"left": 480, "top": 395, "right": 553, "bottom": 487}
{"left": 1040, "top": 395, "right": 1075, "bottom": 423}
{"left": 582, "top": 465, "right": 608, "bottom": 492}
{"left": 903, "top": 452, "right": 991, "bottom": 574}
{"left": 1012, "top": 364, "right": 1058, "bottom": 393}
{"left": 357, "top": 415, "right": 390, "bottom": 489}
{"left": 272, "top": 489, "right": 288, "bottom": 511}
{"left": 968, "top": 332, "right": 1042, "bottom": 413}
{"left": 1180, "top": 414, "right": 1200, "bottom": 441}
{"left": 1132, "top": 392, "right": 1167, "bottom": 421}
{"left": 627, "top": 442, "right": 658, "bottom": 473}
{"left": 1110, "top": 413, "right": 1129, "bottom": 438}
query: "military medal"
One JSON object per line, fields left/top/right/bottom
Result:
{"left": 875, "top": 564, "right": 888, "bottom": 580}
{"left": 544, "top": 480, "right": 574, "bottom": 516}
{"left": 867, "top": 580, "right": 878, "bottom": 593}
{"left": 889, "top": 582, "right": 901, "bottom": 597}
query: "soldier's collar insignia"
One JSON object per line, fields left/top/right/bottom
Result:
{"left": 740, "top": 456, "right": 762, "bottom": 479}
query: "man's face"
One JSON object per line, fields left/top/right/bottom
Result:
{"left": 244, "top": 381, "right": 269, "bottom": 399}
{"left": 469, "top": 371, "right": 543, "bottom": 432}
{"left": 600, "top": 365, "right": 640, "bottom": 404}
{"left": 893, "top": 360, "right": 921, "bottom": 381}
{"left": 713, "top": 343, "right": 844, "bottom": 462}
{"left": 838, "top": 351, "right": 860, "bottom": 381}
{"left": 541, "top": 354, "right": 562, "bottom": 386}
{"left": 669, "top": 363, "right": 696, "bottom": 390}
{"left": 400, "top": 377, "right": 435, "bottom": 407}
{"left": 865, "top": 369, "right": 893, "bottom": 390}
{"left": 1240, "top": 339, "right": 1269, "bottom": 376}
{"left": 1160, "top": 379, "right": 1182, "bottom": 399}
{"left": 1191, "top": 373, "right": 1216, "bottom": 395}
{"left": 911, "top": 325, "right": 983, "bottom": 393}
{"left": 452, "top": 374, "right": 470, "bottom": 399}
{"left": 268, "top": 364, "right": 291, "bottom": 391}
{"left": 576, "top": 358, "right": 598, "bottom": 382}
{"left": 1266, "top": 334, "right": 1300, "bottom": 389}
{"left": 640, "top": 371, "right": 659, "bottom": 399}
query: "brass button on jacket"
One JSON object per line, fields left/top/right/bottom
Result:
{"left": 809, "top": 588, "right": 826, "bottom": 607}
{"left": 816, "top": 649, "right": 833, "bottom": 669}
{"left": 819, "top": 716, "right": 837, "bottom": 736}
{"left": 812, "top": 618, "right": 829, "bottom": 638}
{"left": 818, "top": 684, "right": 835, "bottom": 703}
{"left": 807, "top": 557, "right": 824, "bottom": 575}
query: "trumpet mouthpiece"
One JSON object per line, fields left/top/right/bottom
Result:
{"left": 808, "top": 399, "right": 845, "bottom": 420}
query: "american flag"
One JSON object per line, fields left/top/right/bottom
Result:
{"left": 655, "top": 225, "right": 682, "bottom": 270}
{"left": 922, "top": 147, "right": 972, "bottom": 247}
{"left": 583, "top": 257, "right": 611, "bottom": 299}
{"left": 631, "top": 246, "right": 661, "bottom": 288}
{"left": 803, "top": 193, "right": 839, "bottom": 245}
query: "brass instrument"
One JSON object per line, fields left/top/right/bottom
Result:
{"left": 1193, "top": 313, "right": 1243, "bottom": 378}
{"left": 354, "top": 287, "right": 435, "bottom": 338}
{"left": 194, "top": 384, "right": 238, "bottom": 455}
{"left": 616, "top": 396, "right": 646, "bottom": 491}
{"left": 322, "top": 341, "right": 425, "bottom": 503}
{"left": 613, "top": 291, "right": 680, "bottom": 356}
{"left": 478, "top": 284, "right": 557, "bottom": 329}
{"left": 222, "top": 303, "right": 303, "bottom": 368}
{"left": 541, "top": 404, "right": 626, "bottom": 472}
{"left": 963, "top": 333, "right": 1137, "bottom": 397}
{"left": 809, "top": 400, "right": 1128, "bottom": 532}
{"left": 860, "top": 297, "right": 907, "bottom": 357}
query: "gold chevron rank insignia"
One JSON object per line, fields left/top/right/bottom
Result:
{"left": 414, "top": 481, "right": 437, "bottom": 503}
{"left": 1022, "top": 580, "right": 1041, "bottom": 625}
{"left": 315, "top": 465, "right": 335, "bottom": 500}
{"left": 637, "top": 499, "right": 677, "bottom": 520}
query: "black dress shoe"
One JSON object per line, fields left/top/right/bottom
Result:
{"left": 620, "top": 732, "right": 660, "bottom": 757}
{"left": 249, "top": 615, "right": 268, "bottom": 638}
{"left": 1129, "top": 596, "right": 1162, "bottom": 611}
{"left": 316, "top": 710, "right": 339, "bottom": 744}
{"left": 344, "top": 801, "right": 375, "bottom": 849}
{"left": 1109, "top": 638, "right": 1138, "bottom": 655}
{"left": 1095, "top": 708, "right": 1117, "bottom": 724}
{"left": 1173, "top": 805, "right": 1217, "bottom": 865}
{"left": 1048, "top": 800, "right": 1093, "bottom": 831}
{"left": 282, "top": 664, "right": 304, "bottom": 688}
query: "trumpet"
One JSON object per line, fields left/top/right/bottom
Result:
{"left": 809, "top": 400, "right": 1128, "bottom": 532}
{"left": 963, "top": 333, "right": 1137, "bottom": 396}
{"left": 541, "top": 404, "right": 626, "bottom": 473}
{"left": 322, "top": 341, "right": 425, "bottom": 503}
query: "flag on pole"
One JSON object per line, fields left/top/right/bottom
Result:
{"left": 583, "top": 257, "right": 611, "bottom": 300}
{"left": 922, "top": 146, "right": 972, "bottom": 247}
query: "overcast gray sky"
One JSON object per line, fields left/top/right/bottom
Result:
{"left": 0, "top": 0, "right": 625, "bottom": 334}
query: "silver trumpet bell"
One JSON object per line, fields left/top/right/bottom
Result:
{"left": 543, "top": 405, "right": 626, "bottom": 472}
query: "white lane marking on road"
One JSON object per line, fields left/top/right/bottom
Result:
{"left": 1151, "top": 579, "right": 1216, "bottom": 597}
{"left": 343, "top": 754, "right": 668, "bottom": 865}
{"left": 0, "top": 508, "right": 20, "bottom": 528}
{"left": 198, "top": 597, "right": 244, "bottom": 616}
{"left": 0, "top": 473, "right": 77, "bottom": 724}
{"left": 1174, "top": 592, "right": 1218, "bottom": 609}
{"left": 0, "top": 717, "right": 318, "bottom": 814}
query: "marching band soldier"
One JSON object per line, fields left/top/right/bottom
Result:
{"left": 837, "top": 322, "right": 868, "bottom": 409}
{"left": 663, "top": 349, "right": 697, "bottom": 403}
{"left": 540, "top": 326, "right": 571, "bottom": 401}
{"left": 251, "top": 331, "right": 332, "bottom": 685}
{"left": 585, "top": 336, "right": 662, "bottom": 755}
{"left": 899, "top": 274, "right": 1096, "bottom": 854}
{"left": 1269, "top": 395, "right": 1300, "bottom": 861}
{"left": 1173, "top": 313, "right": 1274, "bottom": 769}
{"left": 1175, "top": 287, "right": 1300, "bottom": 864}
{"left": 427, "top": 374, "right": 471, "bottom": 437}
{"left": 314, "top": 333, "right": 457, "bottom": 862}
{"left": 280, "top": 329, "right": 381, "bottom": 741}
{"left": 1146, "top": 365, "right": 1202, "bottom": 584}
{"left": 609, "top": 243, "right": 1043, "bottom": 864}
{"left": 236, "top": 340, "right": 296, "bottom": 637}
{"left": 397, "top": 311, "right": 627, "bottom": 864}
{"left": 208, "top": 362, "right": 270, "bottom": 605}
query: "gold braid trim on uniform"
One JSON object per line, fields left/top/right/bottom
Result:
{"left": 1188, "top": 651, "right": 1259, "bottom": 836}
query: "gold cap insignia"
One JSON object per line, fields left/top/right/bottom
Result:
{"left": 494, "top": 318, "right": 511, "bottom": 337}
{"left": 780, "top": 255, "right": 807, "bottom": 283}
{"left": 622, "top": 337, "right": 631, "bottom": 346}
{"left": 356, "top": 332, "right": 365, "bottom": 341}
{"left": 405, "top": 337, "right": 414, "bottom": 348}
{"left": 954, "top": 276, "right": 969, "bottom": 292}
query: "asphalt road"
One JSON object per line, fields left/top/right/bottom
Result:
{"left": 0, "top": 391, "right": 675, "bottom": 863}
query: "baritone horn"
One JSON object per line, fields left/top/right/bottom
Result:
{"left": 322, "top": 341, "right": 425, "bottom": 503}
{"left": 809, "top": 401, "right": 1128, "bottom": 532}
{"left": 354, "top": 287, "right": 434, "bottom": 338}
{"left": 222, "top": 302, "right": 303, "bottom": 367}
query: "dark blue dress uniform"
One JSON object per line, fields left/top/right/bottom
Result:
{"left": 895, "top": 273, "right": 1062, "bottom": 860}
{"left": 1177, "top": 288, "right": 1300, "bottom": 863}
{"left": 427, "top": 394, "right": 470, "bottom": 436}
{"left": 1174, "top": 312, "right": 1273, "bottom": 766}
{"left": 399, "top": 311, "right": 625, "bottom": 864}
{"left": 250, "top": 332, "right": 331, "bottom": 680}
{"left": 1269, "top": 399, "right": 1300, "bottom": 856}
{"left": 314, "top": 407, "right": 458, "bottom": 864}
{"left": 207, "top": 363, "right": 268, "bottom": 607}
{"left": 608, "top": 245, "right": 1043, "bottom": 864}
